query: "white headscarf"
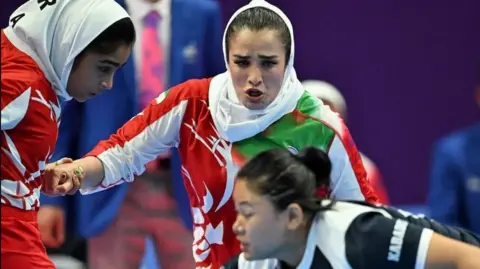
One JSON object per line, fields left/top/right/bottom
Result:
{"left": 208, "top": 0, "right": 304, "bottom": 142}
{"left": 3, "top": 0, "right": 130, "bottom": 101}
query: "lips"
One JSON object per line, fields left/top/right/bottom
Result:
{"left": 240, "top": 242, "right": 249, "bottom": 251}
{"left": 245, "top": 88, "right": 264, "bottom": 101}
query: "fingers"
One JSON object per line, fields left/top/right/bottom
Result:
{"left": 66, "top": 175, "right": 81, "bottom": 195}
{"left": 53, "top": 180, "right": 73, "bottom": 196}
{"left": 56, "top": 157, "right": 73, "bottom": 165}
{"left": 41, "top": 168, "right": 60, "bottom": 194}
{"left": 54, "top": 166, "right": 84, "bottom": 195}
{"left": 43, "top": 163, "right": 84, "bottom": 196}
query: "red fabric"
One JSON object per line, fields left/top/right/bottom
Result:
{"left": 1, "top": 205, "right": 55, "bottom": 269}
{"left": 1, "top": 30, "right": 60, "bottom": 210}
{"left": 363, "top": 157, "right": 390, "bottom": 205}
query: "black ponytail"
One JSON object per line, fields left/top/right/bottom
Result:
{"left": 296, "top": 147, "right": 331, "bottom": 190}
{"left": 236, "top": 147, "right": 335, "bottom": 215}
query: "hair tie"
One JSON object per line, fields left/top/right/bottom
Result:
{"left": 315, "top": 186, "right": 329, "bottom": 198}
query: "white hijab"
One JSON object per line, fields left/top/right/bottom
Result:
{"left": 208, "top": 0, "right": 304, "bottom": 142}
{"left": 3, "top": 0, "right": 130, "bottom": 102}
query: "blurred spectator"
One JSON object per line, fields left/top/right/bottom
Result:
{"left": 302, "top": 80, "right": 390, "bottom": 204}
{"left": 427, "top": 70, "right": 480, "bottom": 234}
{"left": 38, "top": 0, "right": 224, "bottom": 268}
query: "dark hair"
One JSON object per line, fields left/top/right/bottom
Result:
{"left": 236, "top": 147, "right": 334, "bottom": 216}
{"left": 225, "top": 7, "right": 291, "bottom": 64}
{"left": 72, "top": 17, "right": 135, "bottom": 68}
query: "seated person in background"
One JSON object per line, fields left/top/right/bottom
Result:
{"left": 302, "top": 80, "right": 390, "bottom": 204}
{"left": 224, "top": 147, "right": 480, "bottom": 269}
{"left": 427, "top": 73, "right": 480, "bottom": 235}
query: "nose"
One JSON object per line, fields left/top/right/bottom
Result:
{"left": 232, "top": 216, "right": 244, "bottom": 235}
{"left": 101, "top": 76, "right": 114, "bottom": 90}
{"left": 248, "top": 66, "right": 262, "bottom": 87}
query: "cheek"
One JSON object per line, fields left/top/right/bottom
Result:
{"left": 263, "top": 68, "right": 285, "bottom": 93}
{"left": 229, "top": 67, "right": 248, "bottom": 88}
{"left": 247, "top": 216, "right": 279, "bottom": 241}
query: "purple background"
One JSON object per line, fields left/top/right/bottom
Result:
{"left": 3, "top": 0, "right": 479, "bottom": 204}
{"left": 221, "top": 0, "right": 480, "bottom": 204}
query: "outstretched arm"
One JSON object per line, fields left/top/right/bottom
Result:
{"left": 47, "top": 81, "right": 197, "bottom": 195}
{"left": 79, "top": 86, "right": 190, "bottom": 194}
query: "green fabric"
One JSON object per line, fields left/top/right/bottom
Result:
{"left": 233, "top": 91, "right": 336, "bottom": 163}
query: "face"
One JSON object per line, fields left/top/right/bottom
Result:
{"left": 233, "top": 179, "right": 295, "bottom": 261}
{"left": 228, "top": 28, "right": 287, "bottom": 110}
{"left": 67, "top": 44, "right": 132, "bottom": 102}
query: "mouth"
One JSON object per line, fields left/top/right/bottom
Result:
{"left": 89, "top": 90, "right": 103, "bottom": 98}
{"left": 244, "top": 88, "right": 264, "bottom": 101}
{"left": 239, "top": 242, "right": 250, "bottom": 251}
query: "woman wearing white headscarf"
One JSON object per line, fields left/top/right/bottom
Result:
{"left": 1, "top": 0, "right": 135, "bottom": 267}
{"left": 51, "top": 1, "right": 378, "bottom": 268}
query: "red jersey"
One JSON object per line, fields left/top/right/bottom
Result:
{"left": 1, "top": 31, "right": 61, "bottom": 211}
{"left": 83, "top": 78, "right": 377, "bottom": 269}
{"left": 361, "top": 153, "right": 390, "bottom": 205}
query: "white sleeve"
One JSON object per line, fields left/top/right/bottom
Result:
{"left": 80, "top": 89, "right": 188, "bottom": 194}
{"left": 328, "top": 135, "right": 376, "bottom": 202}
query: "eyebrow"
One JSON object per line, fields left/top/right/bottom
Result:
{"left": 238, "top": 201, "right": 254, "bottom": 208}
{"left": 99, "top": 59, "right": 122, "bottom": 67}
{"left": 233, "top": 54, "right": 278, "bottom": 60}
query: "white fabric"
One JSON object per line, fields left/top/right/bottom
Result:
{"left": 208, "top": 0, "right": 304, "bottom": 142}
{"left": 125, "top": 0, "right": 171, "bottom": 84}
{"left": 49, "top": 255, "right": 86, "bottom": 269}
{"left": 302, "top": 80, "right": 347, "bottom": 117}
{"left": 3, "top": 0, "right": 130, "bottom": 101}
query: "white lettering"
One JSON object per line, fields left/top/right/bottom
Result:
{"left": 387, "top": 219, "right": 408, "bottom": 262}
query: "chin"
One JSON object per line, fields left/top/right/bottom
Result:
{"left": 73, "top": 96, "right": 88, "bottom": 103}
{"left": 242, "top": 252, "right": 255, "bottom": 261}
{"left": 242, "top": 100, "right": 269, "bottom": 111}
{"left": 243, "top": 251, "right": 267, "bottom": 261}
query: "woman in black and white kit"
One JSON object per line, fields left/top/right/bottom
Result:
{"left": 223, "top": 147, "right": 480, "bottom": 269}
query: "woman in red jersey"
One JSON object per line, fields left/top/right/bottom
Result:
{"left": 0, "top": 0, "right": 135, "bottom": 268}
{"left": 51, "top": 1, "right": 379, "bottom": 268}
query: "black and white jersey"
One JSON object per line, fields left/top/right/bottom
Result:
{"left": 223, "top": 200, "right": 480, "bottom": 269}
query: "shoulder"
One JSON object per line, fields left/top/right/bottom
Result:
{"left": 294, "top": 91, "right": 346, "bottom": 138}
{"left": 2, "top": 31, "right": 51, "bottom": 96}
{"left": 164, "top": 78, "right": 212, "bottom": 104}
{"left": 335, "top": 202, "right": 433, "bottom": 269}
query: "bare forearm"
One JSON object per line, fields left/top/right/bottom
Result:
{"left": 74, "top": 156, "right": 105, "bottom": 190}
{"left": 427, "top": 233, "right": 480, "bottom": 269}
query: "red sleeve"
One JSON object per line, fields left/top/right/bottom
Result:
{"left": 368, "top": 166, "right": 390, "bottom": 205}
{"left": 80, "top": 78, "right": 210, "bottom": 195}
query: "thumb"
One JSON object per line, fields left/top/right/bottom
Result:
{"left": 54, "top": 179, "right": 73, "bottom": 195}
{"left": 42, "top": 169, "right": 61, "bottom": 193}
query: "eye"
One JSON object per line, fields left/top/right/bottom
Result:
{"left": 234, "top": 60, "right": 250, "bottom": 68}
{"left": 243, "top": 213, "right": 253, "bottom": 219}
{"left": 261, "top": 60, "right": 277, "bottom": 69}
{"left": 98, "top": 66, "right": 112, "bottom": 73}
{"left": 240, "top": 211, "right": 254, "bottom": 219}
